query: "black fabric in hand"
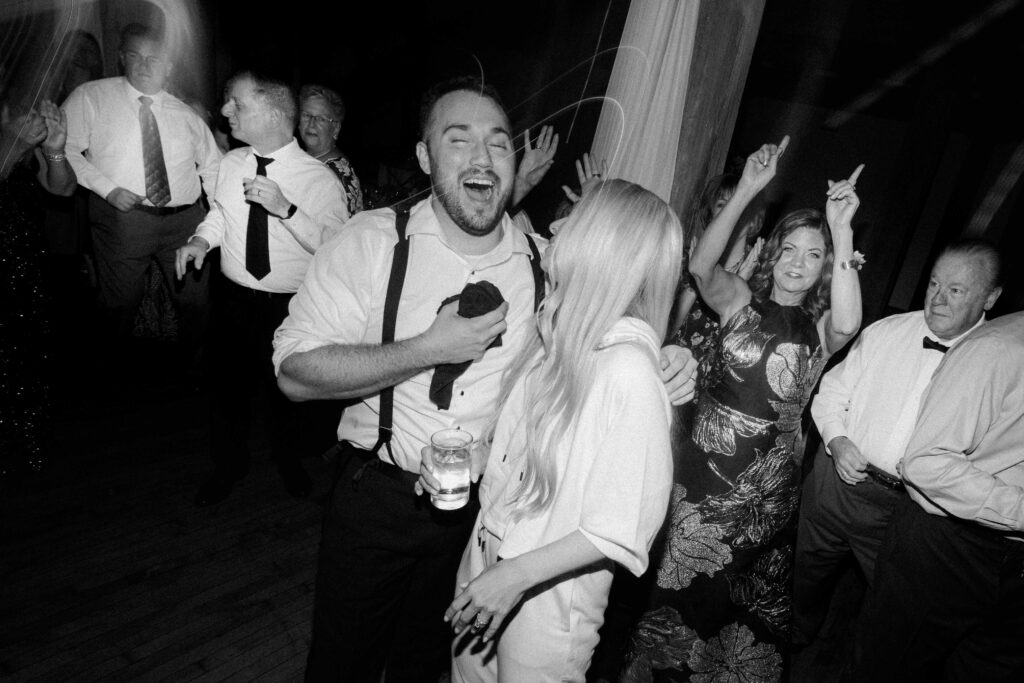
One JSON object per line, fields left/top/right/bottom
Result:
{"left": 430, "top": 280, "right": 505, "bottom": 409}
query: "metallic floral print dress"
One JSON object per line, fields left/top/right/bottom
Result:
{"left": 622, "top": 299, "right": 826, "bottom": 683}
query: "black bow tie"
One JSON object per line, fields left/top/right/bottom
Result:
{"left": 923, "top": 337, "right": 949, "bottom": 353}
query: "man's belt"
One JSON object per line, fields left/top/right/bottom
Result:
{"left": 135, "top": 201, "right": 197, "bottom": 216}
{"left": 865, "top": 463, "right": 905, "bottom": 491}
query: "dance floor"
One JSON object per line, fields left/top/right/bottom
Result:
{"left": 0, "top": 337, "right": 860, "bottom": 682}
{"left": 0, "top": 343, "right": 329, "bottom": 682}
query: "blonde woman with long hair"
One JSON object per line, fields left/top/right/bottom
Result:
{"left": 423, "top": 179, "right": 684, "bottom": 682}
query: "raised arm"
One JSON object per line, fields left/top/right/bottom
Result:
{"left": 816, "top": 164, "right": 864, "bottom": 355}
{"left": 34, "top": 100, "right": 76, "bottom": 196}
{"left": 560, "top": 152, "right": 606, "bottom": 205}
{"left": 511, "top": 125, "right": 559, "bottom": 208}
{"left": 689, "top": 136, "right": 788, "bottom": 319}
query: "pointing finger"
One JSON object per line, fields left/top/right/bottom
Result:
{"left": 777, "top": 135, "right": 791, "bottom": 157}
{"left": 848, "top": 163, "right": 865, "bottom": 185}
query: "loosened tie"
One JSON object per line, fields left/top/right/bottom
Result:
{"left": 139, "top": 95, "right": 171, "bottom": 207}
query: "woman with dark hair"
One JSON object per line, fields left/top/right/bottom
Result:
{"left": 623, "top": 137, "right": 864, "bottom": 681}
{"left": 297, "top": 83, "right": 362, "bottom": 217}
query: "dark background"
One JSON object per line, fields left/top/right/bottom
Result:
{"left": 3, "top": 0, "right": 1022, "bottom": 320}
{"left": 211, "top": 0, "right": 1024, "bottom": 321}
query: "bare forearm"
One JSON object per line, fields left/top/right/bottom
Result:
{"left": 40, "top": 150, "right": 76, "bottom": 196}
{"left": 277, "top": 336, "right": 437, "bottom": 401}
{"left": 827, "top": 230, "right": 862, "bottom": 341}
{"left": 507, "top": 530, "right": 605, "bottom": 589}
{"left": 690, "top": 188, "right": 754, "bottom": 285}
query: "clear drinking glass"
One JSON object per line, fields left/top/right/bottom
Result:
{"left": 428, "top": 429, "right": 473, "bottom": 510}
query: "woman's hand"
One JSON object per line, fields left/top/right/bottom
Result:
{"left": 739, "top": 135, "right": 789, "bottom": 196}
{"left": 731, "top": 237, "right": 764, "bottom": 281}
{"left": 561, "top": 152, "right": 607, "bottom": 204}
{"left": 445, "top": 558, "right": 532, "bottom": 642}
{"left": 514, "top": 125, "right": 559, "bottom": 204}
{"left": 3, "top": 105, "right": 47, "bottom": 149}
{"left": 825, "top": 164, "right": 864, "bottom": 233}
{"left": 38, "top": 99, "right": 66, "bottom": 154}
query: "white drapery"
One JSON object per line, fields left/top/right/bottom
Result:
{"left": 590, "top": 0, "right": 700, "bottom": 203}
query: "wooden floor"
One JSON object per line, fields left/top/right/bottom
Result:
{"left": 0, "top": 335, "right": 860, "bottom": 682}
{"left": 0, "top": 342, "right": 332, "bottom": 682}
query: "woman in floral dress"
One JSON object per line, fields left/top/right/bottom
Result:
{"left": 622, "top": 138, "right": 865, "bottom": 682}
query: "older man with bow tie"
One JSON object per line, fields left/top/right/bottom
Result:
{"left": 790, "top": 238, "right": 1003, "bottom": 648}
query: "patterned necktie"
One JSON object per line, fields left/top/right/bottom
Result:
{"left": 245, "top": 155, "right": 274, "bottom": 280}
{"left": 922, "top": 337, "right": 949, "bottom": 353}
{"left": 138, "top": 96, "right": 171, "bottom": 207}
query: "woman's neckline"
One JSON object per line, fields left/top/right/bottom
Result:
{"left": 313, "top": 149, "right": 341, "bottom": 162}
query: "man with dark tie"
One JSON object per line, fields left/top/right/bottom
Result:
{"left": 790, "top": 239, "right": 1003, "bottom": 647}
{"left": 848, "top": 310, "right": 1024, "bottom": 682}
{"left": 62, "top": 23, "right": 221, "bottom": 368}
{"left": 174, "top": 71, "right": 350, "bottom": 506}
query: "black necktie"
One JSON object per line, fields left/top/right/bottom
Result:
{"left": 245, "top": 155, "right": 274, "bottom": 280}
{"left": 922, "top": 337, "right": 949, "bottom": 353}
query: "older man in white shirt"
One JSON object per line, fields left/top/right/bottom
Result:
{"left": 175, "top": 71, "right": 349, "bottom": 507}
{"left": 63, "top": 23, "right": 221, "bottom": 366}
{"left": 848, "top": 309, "right": 1024, "bottom": 682}
{"left": 791, "top": 239, "right": 1003, "bottom": 646}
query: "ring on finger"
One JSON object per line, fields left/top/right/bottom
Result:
{"left": 472, "top": 615, "right": 490, "bottom": 631}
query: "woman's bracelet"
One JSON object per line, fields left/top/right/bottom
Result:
{"left": 43, "top": 149, "right": 67, "bottom": 162}
{"left": 838, "top": 251, "right": 866, "bottom": 271}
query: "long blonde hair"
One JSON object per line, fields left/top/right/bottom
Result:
{"left": 495, "top": 179, "right": 684, "bottom": 518}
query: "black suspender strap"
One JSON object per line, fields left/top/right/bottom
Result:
{"left": 525, "top": 234, "right": 545, "bottom": 312}
{"left": 370, "top": 207, "right": 410, "bottom": 466}
{"left": 370, "top": 214, "right": 542, "bottom": 468}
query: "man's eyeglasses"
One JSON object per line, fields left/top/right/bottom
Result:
{"left": 123, "top": 51, "right": 166, "bottom": 67}
{"left": 299, "top": 112, "right": 337, "bottom": 126}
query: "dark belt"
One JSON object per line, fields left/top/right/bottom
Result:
{"left": 343, "top": 442, "right": 418, "bottom": 485}
{"left": 135, "top": 201, "right": 198, "bottom": 216}
{"left": 865, "top": 463, "right": 904, "bottom": 491}
{"left": 221, "top": 276, "right": 294, "bottom": 300}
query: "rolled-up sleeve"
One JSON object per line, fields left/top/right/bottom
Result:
{"left": 578, "top": 345, "right": 674, "bottom": 576}
{"left": 272, "top": 217, "right": 384, "bottom": 374}
{"left": 282, "top": 171, "right": 350, "bottom": 253}
{"left": 811, "top": 329, "right": 871, "bottom": 450}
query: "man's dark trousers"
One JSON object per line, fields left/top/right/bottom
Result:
{"left": 89, "top": 195, "right": 209, "bottom": 363}
{"left": 791, "top": 446, "right": 904, "bottom": 645}
{"left": 305, "top": 444, "right": 477, "bottom": 682}
{"left": 847, "top": 496, "right": 1024, "bottom": 682}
